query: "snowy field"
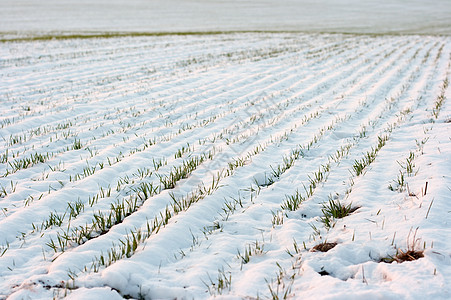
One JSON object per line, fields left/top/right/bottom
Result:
{"left": 1, "top": 0, "right": 451, "bottom": 299}
{"left": 1, "top": 0, "right": 451, "bottom": 40}
{"left": 1, "top": 32, "right": 450, "bottom": 299}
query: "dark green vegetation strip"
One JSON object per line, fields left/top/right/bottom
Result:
{"left": 1, "top": 30, "right": 445, "bottom": 43}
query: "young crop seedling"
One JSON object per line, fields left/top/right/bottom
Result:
{"left": 388, "top": 171, "right": 406, "bottom": 192}
{"left": 6, "top": 152, "right": 52, "bottom": 175}
{"left": 174, "top": 143, "right": 192, "bottom": 159}
{"left": 265, "top": 261, "right": 296, "bottom": 300}
{"left": 320, "top": 198, "right": 358, "bottom": 229}
{"left": 66, "top": 199, "right": 85, "bottom": 220}
{"left": 0, "top": 184, "right": 7, "bottom": 198}
{"left": 389, "top": 150, "right": 419, "bottom": 192}
{"left": 432, "top": 77, "right": 448, "bottom": 119}
{"left": 237, "top": 240, "right": 265, "bottom": 267}
{"left": 405, "top": 151, "right": 416, "bottom": 175}
{"left": 157, "top": 154, "right": 208, "bottom": 190}
{"left": 201, "top": 221, "right": 222, "bottom": 238}
{"left": 131, "top": 182, "right": 158, "bottom": 201}
{"left": 203, "top": 267, "right": 232, "bottom": 296}
{"left": 280, "top": 189, "right": 305, "bottom": 211}
{"left": 7, "top": 133, "right": 27, "bottom": 146}
{"left": 220, "top": 196, "right": 244, "bottom": 220}
{"left": 72, "top": 139, "right": 83, "bottom": 150}
{"left": 272, "top": 210, "right": 285, "bottom": 226}
{"left": 285, "top": 239, "right": 302, "bottom": 257}
{"left": 0, "top": 149, "right": 9, "bottom": 163}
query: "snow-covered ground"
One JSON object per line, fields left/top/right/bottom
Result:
{"left": 1, "top": 1, "right": 451, "bottom": 299}
{"left": 0, "top": 32, "right": 450, "bottom": 299}
{"left": 1, "top": 0, "right": 451, "bottom": 40}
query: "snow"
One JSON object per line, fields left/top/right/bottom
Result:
{"left": 1, "top": 2, "right": 451, "bottom": 299}
{"left": 1, "top": 0, "right": 451, "bottom": 40}
{"left": 65, "top": 287, "right": 123, "bottom": 300}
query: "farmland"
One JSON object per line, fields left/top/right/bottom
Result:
{"left": 0, "top": 33, "right": 450, "bottom": 299}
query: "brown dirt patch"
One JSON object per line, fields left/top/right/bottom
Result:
{"left": 312, "top": 242, "right": 337, "bottom": 252}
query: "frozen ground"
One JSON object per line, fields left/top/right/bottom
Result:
{"left": 0, "top": 33, "right": 450, "bottom": 299}
{"left": 1, "top": 0, "right": 451, "bottom": 40}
